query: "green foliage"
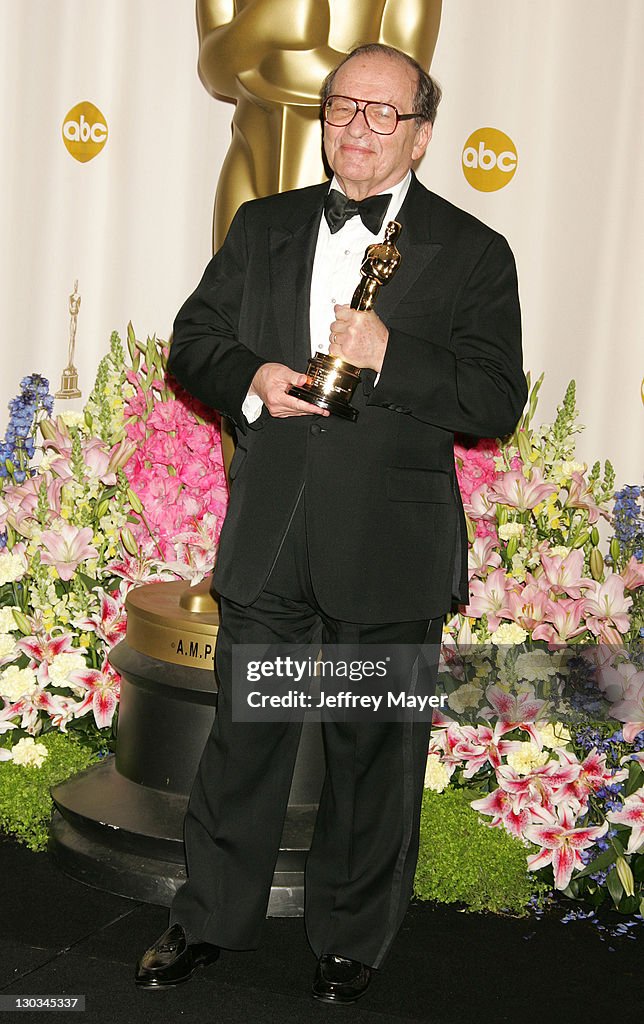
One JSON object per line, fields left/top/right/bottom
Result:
{"left": 0, "top": 733, "right": 99, "bottom": 852}
{"left": 415, "top": 787, "right": 549, "bottom": 914}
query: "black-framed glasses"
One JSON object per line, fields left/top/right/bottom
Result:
{"left": 322, "top": 95, "right": 417, "bottom": 135}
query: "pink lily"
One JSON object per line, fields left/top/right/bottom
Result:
{"left": 488, "top": 468, "right": 558, "bottom": 511}
{"left": 40, "top": 524, "right": 99, "bottom": 581}
{"left": 17, "top": 630, "right": 77, "bottom": 665}
{"left": 538, "top": 548, "right": 589, "bottom": 599}
{"left": 0, "top": 685, "right": 72, "bottom": 735}
{"left": 608, "top": 669, "right": 644, "bottom": 743}
{"left": 468, "top": 536, "right": 502, "bottom": 579}
{"left": 463, "top": 483, "right": 496, "bottom": 522}
{"left": 74, "top": 589, "right": 127, "bottom": 646}
{"left": 429, "top": 722, "right": 469, "bottom": 770}
{"left": 554, "top": 750, "right": 628, "bottom": 810}
{"left": 524, "top": 805, "right": 609, "bottom": 889}
{"left": 607, "top": 793, "right": 644, "bottom": 855}
{"left": 70, "top": 660, "right": 120, "bottom": 729}
{"left": 471, "top": 786, "right": 533, "bottom": 839}
{"left": 495, "top": 760, "right": 581, "bottom": 812}
{"left": 531, "top": 597, "right": 588, "bottom": 644}
{"left": 507, "top": 582, "right": 551, "bottom": 632}
{"left": 621, "top": 556, "right": 644, "bottom": 591}
{"left": 481, "top": 684, "right": 548, "bottom": 746}
{"left": 2, "top": 477, "right": 64, "bottom": 535}
{"left": 465, "top": 568, "right": 515, "bottom": 630}
{"left": 564, "top": 471, "right": 605, "bottom": 524}
{"left": 452, "top": 723, "right": 523, "bottom": 777}
{"left": 584, "top": 576, "right": 632, "bottom": 639}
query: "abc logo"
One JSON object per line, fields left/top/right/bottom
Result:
{"left": 462, "top": 128, "right": 517, "bottom": 192}
{"left": 62, "top": 102, "right": 108, "bottom": 163}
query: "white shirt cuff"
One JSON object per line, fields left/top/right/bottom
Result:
{"left": 242, "top": 392, "right": 264, "bottom": 423}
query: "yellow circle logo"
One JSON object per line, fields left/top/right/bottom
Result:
{"left": 62, "top": 102, "right": 108, "bottom": 162}
{"left": 462, "top": 128, "right": 517, "bottom": 192}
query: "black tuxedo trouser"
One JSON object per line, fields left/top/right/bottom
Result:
{"left": 170, "top": 497, "right": 443, "bottom": 968}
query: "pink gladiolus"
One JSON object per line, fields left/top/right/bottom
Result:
{"left": 524, "top": 805, "right": 609, "bottom": 889}
{"left": 465, "top": 568, "right": 515, "bottom": 630}
{"left": 488, "top": 468, "right": 558, "bottom": 511}
{"left": 607, "top": 793, "right": 644, "bottom": 855}
{"left": 40, "top": 524, "right": 99, "bottom": 581}
{"left": 454, "top": 439, "right": 500, "bottom": 504}
{"left": 584, "top": 576, "right": 632, "bottom": 638}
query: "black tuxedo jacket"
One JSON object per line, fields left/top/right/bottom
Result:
{"left": 169, "top": 174, "right": 526, "bottom": 623}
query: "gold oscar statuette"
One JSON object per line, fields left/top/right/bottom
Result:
{"left": 287, "top": 220, "right": 403, "bottom": 421}
{"left": 56, "top": 280, "right": 82, "bottom": 399}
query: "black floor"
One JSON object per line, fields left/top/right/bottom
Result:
{"left": 1, "top": 834, "right": 642, "bottom": 1024}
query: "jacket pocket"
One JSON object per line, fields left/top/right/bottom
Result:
{"left": 228, "top": 445, "right": 247, "bottom": 482}
{"left": 386, "top": 467, "right": 453, "bottom": 503}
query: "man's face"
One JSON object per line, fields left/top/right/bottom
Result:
{"left": 323, "top": 53, "right": 432, "bottom": 200}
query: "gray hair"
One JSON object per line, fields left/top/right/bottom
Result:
{"left": 321, "top": 43, "right": 442, "bottom": 125}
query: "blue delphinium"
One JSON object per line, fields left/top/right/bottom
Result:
{"left": 0, "top": 374, "right": 54, "bottom": 483}
{"left": 611, "top": 484, "right": 643, "bottom": 562}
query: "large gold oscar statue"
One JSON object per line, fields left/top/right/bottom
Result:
{"left": 197, "top": 0, "right": 442, "bottom": 249}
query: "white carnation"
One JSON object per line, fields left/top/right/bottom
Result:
{"left": 490, "top": 623, "right": 528, "bottom": 645}
{"left": 0, "top": 665, "right": 38, "bottom": 702}
{"left": 515, "top": 651, "right": 568, "bottom": 682}
{"left": 0, "top": 550, "right": 26, "bottom": 585}
{"left": 47, "top": 652, "right": 88, "bottom": 689}
{"left": 11, "top": 737, "right": 48, "bottom": 768}
{"left": 0, "top": 607, "right": 20, "bottom": 632}
{"left": 498, "top": 522, "right": 524, "bottom": 541}
{"left": 506, "top": 742, "right": 550, "bottom": 775}
{"left": 447, "top": 682, "right": 484, "bottom": 714}
{"left": 424, "top": 754, "right": 452, "bottom": 792}
{"left": 0, "top": 633, "right": 19, "bottom": 662}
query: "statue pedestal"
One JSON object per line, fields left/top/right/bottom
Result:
{"left": 49, "top": 581, "right": 324, "bottom": 914}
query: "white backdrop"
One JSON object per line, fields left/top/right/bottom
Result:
{"left": 1, "top": 0, "right": 642, "bottom": 486}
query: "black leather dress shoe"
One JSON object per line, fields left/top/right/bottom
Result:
{"left": 312, "top": 954, "right": 372, "bottom": 1004}
{"left": 135, "top": 924, "right": 220, "bottom": 989}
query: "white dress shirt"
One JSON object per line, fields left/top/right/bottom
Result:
{"left": 242, "top": 171, "right": 411, "bottom": 423}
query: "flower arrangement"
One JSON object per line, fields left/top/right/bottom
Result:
{"left": 426, "top": 375, "right": 644, "bottom": 916}
{"left": 0, "top": 327, "right": 228, "bottom": 759}
{"left": 1, "top": 335, "right": 642, "bottom": 920}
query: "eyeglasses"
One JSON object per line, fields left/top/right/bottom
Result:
{"left": 322, "top": 95, "right": 417, "bottom": 135}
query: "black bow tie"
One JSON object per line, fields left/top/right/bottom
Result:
{"left": 323, "top": 189, "right": 392, "bottom": 235}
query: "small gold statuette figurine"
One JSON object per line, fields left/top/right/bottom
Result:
{"left": 56, "top": 280, "right": 82, "bottom": 399}
{"left": 288, "top": 221, "right": 403, "bottom": 421}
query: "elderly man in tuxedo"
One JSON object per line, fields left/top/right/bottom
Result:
{"left": 136, "top": 42, "right": 526, "bottom": 1003}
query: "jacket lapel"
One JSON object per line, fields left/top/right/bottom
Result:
{"left": 269, "top": 186, "right": 327, "bottom": 370}
{"left": 373, "top": 176, "right": 443, "bottom": 321}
